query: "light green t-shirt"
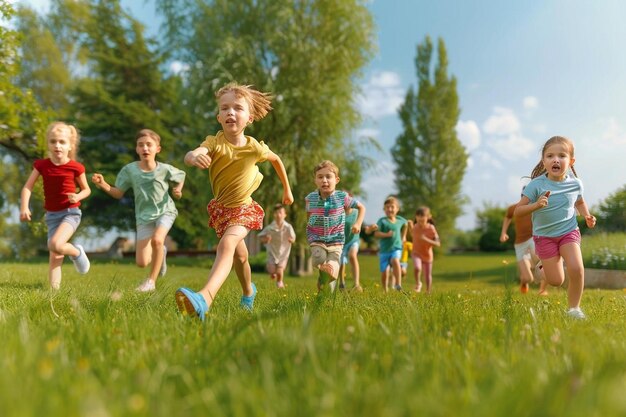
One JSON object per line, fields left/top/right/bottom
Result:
{"left": 115, "top": 162, "right": 186, "bottom": 225}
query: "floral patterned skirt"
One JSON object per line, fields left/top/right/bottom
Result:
{"left": 207, "top": 199, "right": 265, "bottom": 238}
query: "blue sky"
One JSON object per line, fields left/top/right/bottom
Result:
{"left": 19, "top": 0, "right": 626, "bottom": 232}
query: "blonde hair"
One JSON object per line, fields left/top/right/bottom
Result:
{"left": 136, "top": 128, "right": 161, "bottom": 145}
{"left": 313, "top": 160, "right": 340, "bottom": 177}
{"left": 46, "top": 122, "right": 80, "bottom": 160}
{"left": 530, "top": 135, "right": 578, "bottom": 179}
{"left": 216, "top": 83, "right": 273, "bottom": 121}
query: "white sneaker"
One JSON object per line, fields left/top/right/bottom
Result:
{"left": 567, "top": 307, "right": 586, "bottom": 320}
{"left": 71, "top": 244, "right": 90, "bottom": 274}
{"left": 136, "top": 279, "right": 156, "bottom": 292}
{"left": 160, "top": 246, "right": 168, "bottom": 277}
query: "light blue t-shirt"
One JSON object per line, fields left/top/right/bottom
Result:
{"left": 523, "top": 174, "right": 583, "bottom": 237}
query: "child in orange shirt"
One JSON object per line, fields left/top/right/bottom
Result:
{"left": 408, "top": 207, "right": 440, "bottom": 293}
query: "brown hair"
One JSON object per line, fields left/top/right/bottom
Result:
{"left": 530, "top": 136, "right": 578, "bottom": 179}
{"left": 216, "top": 83, "right": 273, "bottom": 121}
{"left": 313, "top": 160, "right": 340, "bottom": 177}
{"left": 415, "top": 206, "right": 435, "bottom": 225}
{"left": 384, "top": 196, "right": 400, "bottom": 207}
{"left": 273, "top": 203, "right": 286, "bottom": 213}
{"left": 136, "top": 128, "right": 161, "bottom": 145}
{"left": 46, "top": 122, "right": 80, "bottom": 160}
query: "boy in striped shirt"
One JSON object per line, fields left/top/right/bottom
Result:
{"left": 305, "top": 160, "right": 365, "bottom": 291}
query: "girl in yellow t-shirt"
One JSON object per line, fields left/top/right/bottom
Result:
{"left": 176, "top": 83, "right": 293, "bottom": 320}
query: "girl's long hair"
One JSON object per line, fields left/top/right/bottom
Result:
{"left": 530, "top": 135, "right": 578, "bottom": 179}
{"left": 415, "top": 206, "right": 435, "bottom": 225}
{"left": 216, "top": 83, "right": 273, "bottom": 121}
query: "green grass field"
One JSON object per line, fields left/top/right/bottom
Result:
{"left": 1, "top": 253, "right": 625, "bottom": 417}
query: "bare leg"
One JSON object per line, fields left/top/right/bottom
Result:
{"left": 560, "top": 242, "right": 585, "bottom": 309}
{"left": 198, "top": 225, "right": 249, "bottom": 307}
{"left": 48, "top": 251, "right": 64, "bottom": 290}
{"left": 233, "top": 238, "right": 254, "bottom": 296}
{"left": 423, "top": 261, "right": 433, "bottom": 293}
{"left": 348, "top": 248, "right": 360, "bottom": 288}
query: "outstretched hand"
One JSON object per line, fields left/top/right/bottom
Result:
{"left": 585, "top": 214, "right": 596, "bottom": 228}
{"left": 191, "top": 153, "right": 212, "bottom": 169}
{"left": 282, "top": 189, "right": 294, "bottom": 205}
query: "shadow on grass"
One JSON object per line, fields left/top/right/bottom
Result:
{"left": 0, "top": 281, "right": 45, "bottom": 290}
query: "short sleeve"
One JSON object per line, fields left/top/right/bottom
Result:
{"left": 522, "top": 180, "right": 540, "bottom": 203}
{"left": 199, "top": 135, "right": 217, "bottom": 154}
{"left": 256, "top": 140, "right": 270, "bottom": 163}
{"left": 114, "top": 164, "right": 132, "bottom": 192}
{"left": 166, "top": 164, "right": 186, "bottom": 184}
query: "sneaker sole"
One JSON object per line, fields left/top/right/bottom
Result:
{"left": 175, "top": 290, "right": 198, "bottom": 317}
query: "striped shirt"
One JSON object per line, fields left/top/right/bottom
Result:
{"left": 305, "top": 190, "right": 358, "bottom": 245}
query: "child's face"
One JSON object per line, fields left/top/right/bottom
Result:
{"left": 47, "top": 129, "right": 72, "bottom": 161}
{"left": 136, "top": 136, "right": 161, "bottom": 161}
{"left": 415, "top": 214, "right": 427, "bottom": 225}
{"left": 273, "top": 208, "right": 286, "bottom": 223}
{"left": 216, "top": 92, "right": 253, "bottom": 136}
{"left": 315, "top": 167, "right": 340, "bottom": 197}
{"left": 384, "top": 202, "right": 399, "bottom": 218}
{"left": 542, "top": 142, "right": 574, "bottom": 181}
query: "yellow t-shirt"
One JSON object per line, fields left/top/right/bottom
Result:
{"left": 200, "top": 131, "right": 270, "bottom": 207}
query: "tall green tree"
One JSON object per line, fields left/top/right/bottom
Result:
{"left": 391, "top": 36, "right": 468, "bottom": 247}
{"left": 156, "top": 0, "right": 377, "bottom": 265}
{"left": 0, "top": 0, "right": 50, "bottom": 258}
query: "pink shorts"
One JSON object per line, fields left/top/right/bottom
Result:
{"left": 207, "top": 199, "right": 264, "bottom": 238}
{"left": 533, "top": 229, "right": 581, "bottom": 260}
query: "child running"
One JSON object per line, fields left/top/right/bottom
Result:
{"left": 500, "top": 189, "right": 547, "bottom": 295}
{"left": 258, "top": 204, "right": 296, "bottom": 289}
{"left": 514, "top": 136, "right": 596, "bottom": 319}
{"left": 338, "top": 205, "right": 363, "bottom": 292}
{"left": 408, "top": 206, "right": 440, "bottom": 293}
{"left": 92, "top": 129, "right": 186, "bottom": 292}
{"left": 306, "top": 161, "right": 365, "bottom": 292}
{"left": 20, "top": 122, "right": 91, "bottom": 289}
{"left": 365, "top": 196, "right": 407, "bottom": 292}
{"left": 176, "top": 83, "right": 293, "bottom": 319}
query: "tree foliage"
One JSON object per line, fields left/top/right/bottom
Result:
{"left": 156, "top": 0, "right": 377, "bottom": 258}
{"left": 391, "top": 36, "right": 468, "bottom": 248}
{"left": 595, "top": 185, "right": 626, "bottom": 232}
{"left": 475, "top": 203, "right": 510, "bottom": 252}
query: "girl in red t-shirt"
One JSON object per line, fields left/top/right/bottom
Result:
{"left": 408, "top": 206, "right": 440, "bottom": 294}
{"left": 20, "top": 122, "right": 92, "bottom": 289}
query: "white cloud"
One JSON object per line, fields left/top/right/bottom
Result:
{"left": 601, "top": 117, "right": 626, "bottom": 145}
{"left": 483, "top": 107, "right": 520, "bottom": 135}
{"left": 357, "top": 71, "right": 405, "bottom": 119}
{"left": 507, "top": 176, "right": 530, "bottom": 199}
{"left": 456, "top": 120, "right": 481, "bottom": 151}
{"left": 523, "top": 96, "right": 538, "bottom": 110}
{"left": 487, "top": 133, "right": 536, "bottom": 160}
{"left": 474, "top": 150, "right": 503, "bottom": 170}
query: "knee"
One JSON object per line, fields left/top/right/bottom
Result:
{"left": 136, "top": 258, "right": 150, "bottom": 268}
{"left": 47, "top": 240, "right": 63, "bottom": 254}
{"left": 234, "top": 251, "right": 248, "bottom": 265}
{"left": 151, "top": 237, "right": 165, "bottom": 249}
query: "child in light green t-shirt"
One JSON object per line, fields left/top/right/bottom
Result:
{"left": 92, "top": 129, "right": 185, "bottom": 292}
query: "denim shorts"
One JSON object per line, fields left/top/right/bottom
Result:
{"left": 378, "top": 249, "right": 402, "bottom": 272}
{"left": 136, "top": 212, "right": 177, "bottom": 241}
{"left": 45, "top": 208, "right": 82, "bottom": 240}
{"left": 341, "top": 240, "right": 360, "bottom": 265}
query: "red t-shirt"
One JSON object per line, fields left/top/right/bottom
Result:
{"left": 33, "top": 159, "right": 85, "bottom": 212}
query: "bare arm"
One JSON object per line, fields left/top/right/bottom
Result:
{"left": 514, "top": 194, "right": 549, "bottom": 217}
{"left": 67, "top": 173, "right": 91, "bottom": 204}
{"left": 500, "top": 216, "right": 512, "bottom": 242}
{"left": 20, "top": 169, "right": 40, "bottom": 221}
{"left": 266, "top": 150, "right": 294, "bottom": 205}
{"left": 351, "top": 201, "right": 366, "bottom": 234}
{"left": 184, "top": 146, "right": 211, "bottom": 169}
{"left": 91, "top": 173, "right": 125, "bottom": 199}
{"left": 171, "top": 177, "right": 185, "bottom": 200}
{"left": 575, "top": 197, "right": 596, "bottom": 228}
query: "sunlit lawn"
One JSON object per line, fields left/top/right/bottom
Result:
{"left": 1, "top": 252, "right": 625, "bottom": 417}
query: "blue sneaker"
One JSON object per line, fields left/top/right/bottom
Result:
{"left": 240, "top": 283, "right": 257, "bottom": 311}
{"left": 175, "top": 288, "right": 209, "bottom": 320}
